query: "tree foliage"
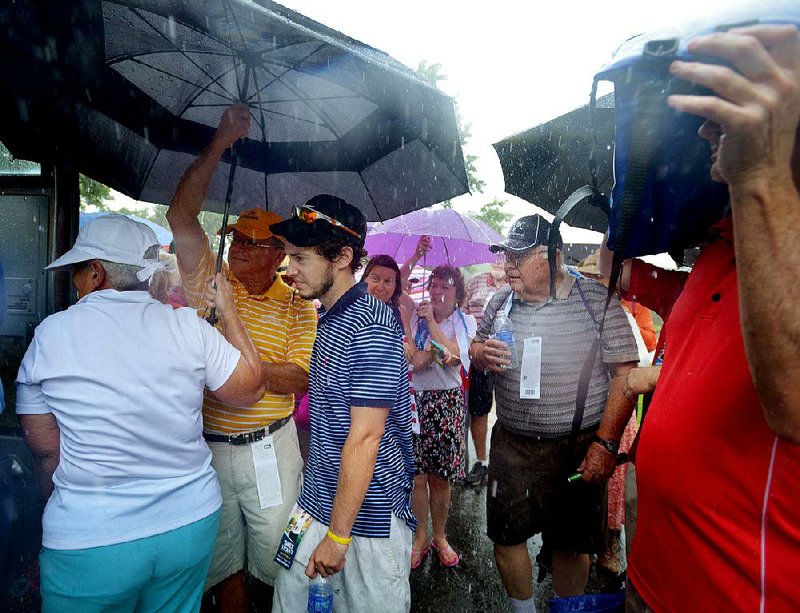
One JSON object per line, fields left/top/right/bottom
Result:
{"left": 473, "top": 198, "right": 513, "bottom": 235}
{"left": 78, "top": 174, "right": 225, "bottom": 240}
{"left": 416, "top": 61, "right": 485, "bottom": 206}
{"left": 79, "top": 175, "right": 112, "bottom": 208}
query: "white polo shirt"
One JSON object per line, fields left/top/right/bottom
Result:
{"left": 16, "top": 290, "right": 240, "bottom": 550}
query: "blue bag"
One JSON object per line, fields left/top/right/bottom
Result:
{"left": 547, "top": 590, "right": 624, "bottom": 613}
{"left": 594, "top": 1, "right": 800, "bottom": 259}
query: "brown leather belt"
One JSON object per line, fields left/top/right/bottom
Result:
{"left": 203, "top": 416, "right": 291, "bottom": 445}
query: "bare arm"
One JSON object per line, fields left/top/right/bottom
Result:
{"left": 415, "top": 302, "right": 460, "bottom": 356}
{"left": 261, "top": 362, "right": 308, "bottom": 396}
{"left": 579, "top": 361, "right": 638, "bottom": 483}
{"left": 597, "top": 232, "right": 632, "bottom": 293}
{"left": 305, "top": 405, "right": 388, "bottom": 578}
{"left": 205, "top": 273, "right": 266, "bottom": 406}
{"left": 668, "top": 25, "right": 800, "bottom": 442}
{"left": 167, "top": 103, "right": 250, "bottom": 276}
{"left": 622, "top": 365, "right": 662, "bottom": 402}
{"left": 19, "top": 413, "right": 60, "bottom": 502}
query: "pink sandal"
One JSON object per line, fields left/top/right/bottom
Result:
{"left": 410, "top": 545, "right": 429, "bottom": 569}
{"left": 430, "top": 538, "right": 459, "bottom": 567}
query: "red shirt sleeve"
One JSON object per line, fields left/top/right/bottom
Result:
{"left": 622, "top": 259, "right": 689, "bottom": 322}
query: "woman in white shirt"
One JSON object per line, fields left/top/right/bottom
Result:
{"left": 408, "top": 265, "right": 476, "bottom": 569}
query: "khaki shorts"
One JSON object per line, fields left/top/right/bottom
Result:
{"left": 205, "top": 419, "right": 304, "bottom": 588}
{"left": 273, "top": 513, "right": 412, "bottom": 613}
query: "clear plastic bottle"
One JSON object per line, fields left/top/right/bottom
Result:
{"left": 308, "top": 575, "right": 333, "bottom": 613}
{"left": 492, "top": 311, "right": 515, "bottom": 369}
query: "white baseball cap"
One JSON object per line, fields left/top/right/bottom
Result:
{"left": 46, "top": 214, "right": 163, "bottom": 281}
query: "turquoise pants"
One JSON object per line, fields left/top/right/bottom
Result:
{"left": 40, "top": 510, "right": 220, "bottom": 613}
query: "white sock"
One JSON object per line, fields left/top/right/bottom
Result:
{"left": 480, "top": 460, "right": 489, "bottom": 467}
{"left": 509, "top": 596, "right": 536, "bottom": 613}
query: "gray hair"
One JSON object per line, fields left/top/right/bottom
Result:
{"left": 100, "top": 245, "right": 160, "bottom": 291}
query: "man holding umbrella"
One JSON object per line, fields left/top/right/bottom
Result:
{"left": 167, "top": 104, "right": 317, "bottom": 611}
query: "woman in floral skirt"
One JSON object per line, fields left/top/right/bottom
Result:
{"left": 408, "top": 265, "right": 476, "bottom": 569}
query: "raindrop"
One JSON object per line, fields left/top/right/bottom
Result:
{"left": 167, "top": 16, "right": 177, "bottom": 42}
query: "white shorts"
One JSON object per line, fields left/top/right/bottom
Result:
{"left": 205, "top": 419, "right": 304, "bottom": 588}
{"left": 273, "top": 513, "right": 412, "bottom": 613}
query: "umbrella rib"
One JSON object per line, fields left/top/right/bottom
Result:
{"left": 248, "top": 55, "right": 271, "bottom": 209}
{"left": 246, "top": 42, "right": 350, "bottom": 139}
{"left": 121, "top": 57, "right": 240, "bottom": 106}
{"left": 126, "top": 7, "right": 240, "bottom": 103}
{"left": 221, "top": 0, "right": 248, "bottom": 100}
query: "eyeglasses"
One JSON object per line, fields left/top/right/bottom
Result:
{"left": 227, "top": 234, "right": 282, "bottom": 251}
{"left": 504, "top": 248, "right": 547, "bottom": 267}
{"left": 293, "top": 205, "right": 362, "bottom": 240}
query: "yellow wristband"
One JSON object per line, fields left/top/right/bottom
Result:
{"left": 326, "top": 529, "right": 352, "bottom": 545}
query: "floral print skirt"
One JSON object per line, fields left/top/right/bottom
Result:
{"left": 413, "top": 387, "right": 466, "bottom": 482}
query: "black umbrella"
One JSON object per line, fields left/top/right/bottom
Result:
{"left": 95, "top": 0, "right": 468, "bottom": 222}
{"left": 493, "top": 93, "right": 615, "bottom": 232}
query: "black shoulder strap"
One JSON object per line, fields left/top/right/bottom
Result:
{"left": 549, "top": 185, "right": 605, "bottom": 298}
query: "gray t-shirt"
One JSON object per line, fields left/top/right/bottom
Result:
{"left": 476, "top": 277, "right": 638, "bottom": 437}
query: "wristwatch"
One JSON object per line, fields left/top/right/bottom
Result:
{"left": 593, "top": 436, "right": 620, "bottom": 454}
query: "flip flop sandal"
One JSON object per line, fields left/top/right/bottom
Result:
{"left": 430, "top": 539, "right": 459, "bottom": 567}
{"left": 410, "top": 545, "right": 429, "bottom": 570}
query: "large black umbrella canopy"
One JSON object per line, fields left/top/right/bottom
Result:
{"left": 493, "top": 93, "right": 615, "bottom": 232}
{"left": 94, "top": 0, "right": 468, "bottom": 220}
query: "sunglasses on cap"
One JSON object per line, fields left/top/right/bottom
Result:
{"left": 293, "top": 205, "right": 362, "bottom": 240}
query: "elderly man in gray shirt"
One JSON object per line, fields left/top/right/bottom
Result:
{"left": 469, "top": 214, "right": 638, "bottom": 613}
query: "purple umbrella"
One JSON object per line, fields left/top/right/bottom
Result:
{"left": 365, "top": 208, "right": 504, "bottom": 267}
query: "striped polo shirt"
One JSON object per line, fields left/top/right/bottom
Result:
{"left": 298, "top": 283, "right": 416, "bottom": 538}
{"left": 181, "top": 246, "right": 317, "bottom": 433}
{"left": 475, "top": 275, "right": 639, "bottom": 438}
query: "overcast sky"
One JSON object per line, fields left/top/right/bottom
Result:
{"left": 276, "top": 0, "right": 739, "bottom": 237}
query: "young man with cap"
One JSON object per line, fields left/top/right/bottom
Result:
{"left": 167, "top": 104, "right": 317, "bottom": 611}
{"left": 15, "top": 215, "right": 264, "bottom": 612}
{"left": 469, "top": 214, "right": 638, "bottom": 613}
{"left": 269, "top": 195, "right": 416, "bottom": 613}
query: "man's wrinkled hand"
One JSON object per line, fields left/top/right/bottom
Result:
{"left": 305, "top": 535, "right": 348, "bottom": 579}
{"left": 215, "top": 103, "right": 251, "bottom": 148}
{"left": 622, "top": 365, "right": 661, "bottom": 402}
{"left": 204, "top": 273, "right": 234, "bottom": 318}
{"left": 578, "top": 442, "right": 618, "bottom": 484}
{"left": 480, "top": 338, "right": 512, "bottom": 373}
{"left": 667, "top": 25, "right": 800, "bottom": 188}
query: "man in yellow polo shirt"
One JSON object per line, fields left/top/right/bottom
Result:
{"left": 167, "top": 103, "right": 317, "bottom": 612}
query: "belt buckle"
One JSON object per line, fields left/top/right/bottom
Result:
{"left": 244, "top": 429, "right": 266, "bottom": 445}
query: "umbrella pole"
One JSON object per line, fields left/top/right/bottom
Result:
{"left": 207, "top": 143, "right": 240, "bottom": 325}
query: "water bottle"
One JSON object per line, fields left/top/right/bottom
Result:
{"left": 492, "top": 311, "right": 515, "bottom": 369}
{"left": 308, "top": 575, "right": 333, "bottom": 613}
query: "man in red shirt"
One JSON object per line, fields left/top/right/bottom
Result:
{"left": 601, "top": 25, "right": 800, "bottom": 611}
